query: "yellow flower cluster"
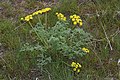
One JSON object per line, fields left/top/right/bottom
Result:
{"left": 21, "top": 15, "right": 33, "bottom": 22}
{"left": 82, "top": 47, "right": 90, "bottom": 53}
{"left": 32, "top": 8, "right": 51, "bottom": 16}
{"left": 20, "top": 8, "right": 51, "bottom": 22}
{"left": 70, "top": 14, "right": 82, "bottom": 26}
{"left": 56, "top": 12, "right": 66, "bottom": 21}
{"left": 71, "top": 62, "right": 82, "bottom": 73}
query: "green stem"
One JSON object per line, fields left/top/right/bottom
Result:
{"left": 45, "top": 13, "right": 48, "bottom": 28}
{"left": 29, "top": 21, "right": 43, "bottom": 44}
{"left": 28, "top": 21, "right": 49, "bottom": 49}
{"left": 38, "top": 15, "right": 41, "bottom": 24}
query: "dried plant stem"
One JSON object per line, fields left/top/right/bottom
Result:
{"left": 101, "top": 23, "right": 113, "bottom": 50}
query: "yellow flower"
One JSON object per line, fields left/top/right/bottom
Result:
{"left": 70, "top": 14, "right": 82, "bottom": 26}
{"left": 73, "top": 68, "right": 77, "bottom": 71}
{"left": 79, "top": 22, "right": 83, "bottom": 26}
{"left": 77, "top": 63, "right": 82, "bottom": 67}
{"left": 38, "top": 10, "right": 42, "bottom": 14}
{"left": 77, "top": 69, "right": 80, "bottom": 73}
{"left": 73, "top": 21, "right": 77, "bottom": 25}
{"left": 79, "top": 19, "right": 82, "bottom": 22}
{"left": 73, "top": 14, "right": 77, "bottom": 17}
{"left": 72, "top": 18, "right": 75, "bottom": 21}
{"left": 41, "top": 9, "right": 46, "bottom": 13}
{"left": 32, "top": 12, "right": 36, "bottom": 16}
{"left": 60, "top": 14, "right": 64, "bottom": 18}
{"left": 47, "top": 8, "right": 51, "bottom": 10}
{"left": 86, "top": 50, "right": 90, "bottom": 53}
{"left": 82, "top": 47, "right": 90, "bottom": 53}
{"left": 35, "top": 11, "right": 39, "bottom": 15}
{"left": 71, "top": 62, "right": 82, "bottom": 73}
{"left": 74, "top": 16, "right": 78, "bottom": 19}
{"left": 76, "top": 16, "right": 80, "bottom": 19}
{"left": 56, "top": 12, "right": 58, "bottom": 15}
{"left": 75, "top": 64, "right": 78, "bottom": 68}
{"left": 45, "top": 7, "right": 51, "bottom": 11}
{"left": 70, "top": 15, "right": 73, "bottom": 18}
{"left": 56, "top": 12, "right": 66, "bottom": 21}
{"left": 29, "top": 16, "right": 33, "bottom": 20}
{"left": 25, "top": 18, "right": 29, "bottom": 21}
{"left": 63, "top": 17, "right": 66, "bottom": 21}
{"left": 76, "top": 19, "right": 80, "bottom": 23}
{"left": 20, "top": 18, "right": 24, "bottom": 20}
{"left": 24, "top": 15, "right": 33, "bottom": 21}
{"left": 71, "top": 62, "right": 76, "bottom": 67}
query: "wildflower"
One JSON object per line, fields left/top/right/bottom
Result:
{"left": 45, "top": 7, "right": 51, "bottom": 12}
{"left": 56, "top": 12, "right": 66, "bottom": 21}
{"left": 41, "top": 9, "right": 46, "bottom": 13}
{"left": 24, "top": 15, "right": 33, "bottom": 21}
{"left": 76, "top": 16, "right": 80, "bottom": 19}
{"left": 73, "top": 21, "right": 77, "bottom": 25}
{"left": 76, "top": 19, "right": 80, "bottom": 23}
{"left": 71, "top": 62, "right": 82, "bottom": 73}
{"left": 77, "top": 69, "right": 80, "bottom": 73}
{"left": 56, "top": 12, "right": 58, "bottom": 15}
{"left": 73, "top": 14, "right": 77, "bottom": 17}
{"left": 32, "top": 7, "right": 51, "bottom": 16}
{"left": 70, "top": 15, "right": 73, "bottom": 18}
{"left": 71, "top": 62, "right": 76, "bottom": 67}
{"left": 73, "top": 68, "right": 77, "bottom": 71}
{"left": 77, "top": 63, "right": 82, "bottom": 67}
{"left": 79, "top": 22, "right": 82, "bottom": 26}
{"left": 63, "top": 17, "right": 66, "bottom": 21}
{"left": 82, "top": 47, "right": 90, "bottom": 53}
{"left": 70, "top": 14, "right": 82, "bottom": 26}
{"left": 72, "top": 18, "right": 75, "bottom": 21}
{"left": 75, "top": 64, "right": 78, "bottom": 68}
{"left": 21, "top": 7, "right": 52, "bottom": 22}
{"left": 32, "top": 12, "right": 36, "bottom": 16}
{"left": 20, "top": 18, "right": 24, "bottom": 21}
{"left": 41, "top": 7, "right": 51, "bottom": 13}
{"left": 38, "top": 10, "right": 42, "bottom": 14}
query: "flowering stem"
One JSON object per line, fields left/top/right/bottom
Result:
{"left": 28, "top": 21, "right": 47, "bottom": 47}
{"left": 45, "top": 13, "right": 48, "bottom": 28}
{"left": 38, "top": 15, "right": 42, "bottom": 24}
{"left": 29, "top": 21, "right": 49, "bottom": 49}
{"left": 28, "top": 21, "right": 34, "bottom": 28}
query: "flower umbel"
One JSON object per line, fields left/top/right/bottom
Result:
{"left": 20, "top": 7, "right": 51, "bottom": 22}
{"left": 70, "top": 14, "right": 82, "bottom": 26}
{"left": 56, "top": 12, "right": 66, "bottom": 21}
{"left": 71, "top": 62, "right": 82, "bottom": 73}
{"left": 82, "top": 47, "right": 90, "bottom": 53}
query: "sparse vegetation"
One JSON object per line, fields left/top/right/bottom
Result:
{"left": 0, "top": 0, "right": 120, "bottom": 80}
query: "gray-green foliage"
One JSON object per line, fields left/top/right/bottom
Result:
{"left": 47, "top": 21, "right": 92, "bottom": 58}
{"left": 21, "top": 21, "right": 92, "bottom": 67}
